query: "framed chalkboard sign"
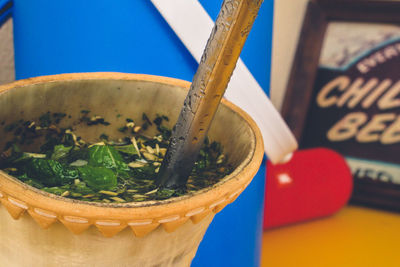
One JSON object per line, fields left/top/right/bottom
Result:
{"left": 282, "top": 0, "right": 400, "bottom": 211}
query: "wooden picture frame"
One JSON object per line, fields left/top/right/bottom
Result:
{"left": 282, "top": 0, "right": 400, "bottom": 211}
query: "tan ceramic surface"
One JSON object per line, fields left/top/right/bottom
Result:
{"left": 0, "top": 73, "right": 263, "bottom": 266}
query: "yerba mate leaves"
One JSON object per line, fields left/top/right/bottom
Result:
{"left": 0, "top": 112, "right": 231, "bottom": 203}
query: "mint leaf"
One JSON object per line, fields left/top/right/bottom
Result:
{"left": 51, "top": 145, "right": 73, "bottom": 161}
{"left": 77, "top": 166, "right": 117, "bottom": 191}
{"left": 113, "top": 144, "right": 139, "bottom": 156}
{"left": 24, "top": 158, "right": 79, "bottom": 186}
{"left": 88, "top": 145, "right": 129, "bottom": 172}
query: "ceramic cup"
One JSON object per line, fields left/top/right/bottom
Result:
{"left": 0, "top": 73, "right": 263, "bottom": 267}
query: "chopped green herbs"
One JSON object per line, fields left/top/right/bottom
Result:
{"left": 99, "top": 134, "right": 109, "bottom": 141}
{"left": 0, "top": 113, "right": 232, "bottom": 203}
{"left": 39, "top": 112, "right": 51, "bottom": 127}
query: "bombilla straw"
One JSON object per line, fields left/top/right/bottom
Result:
{"left": 157, "top": 0, "right": 264, "bottom": 188}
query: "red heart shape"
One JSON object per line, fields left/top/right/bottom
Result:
{"left": 263, "top": 148, "right": 353, "bottom": 229}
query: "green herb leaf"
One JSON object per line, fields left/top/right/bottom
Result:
{"left": 156, "top": 188, "right": 176, "bottom": 200}
{"left": 17, "top": 173, "right": 44, "bottom": 188}
{"left": 77, "top": 166, "right": 117, "bottom": 191}
{"left": 113, "top": 144, "right": 139, "bottom": 156}
{"left": 88, "top": 145, "right": 129, "bottom": 171}
{"left": 42, "top": 187, "right": 65, "bottom": 195}
{"left": 130, "top": 164, "right": 157, "bottom": 180}
{"left": 51, "top": 145, "right": 73, "bottom": 161}
{"left": 61, "top": 148, "right": 89, "bottom": 164}
{"left": 24, "top": 158, "right": 79, "bottom": 186}
{"left": 73, "top": 181, "right": 95, "bottom": 195}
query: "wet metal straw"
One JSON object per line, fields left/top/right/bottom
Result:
{"left": 157, "top": 0, "right": 264, "bottom": 188}
{"left": 151, "top": 0, "right": 298, "bottom": 164}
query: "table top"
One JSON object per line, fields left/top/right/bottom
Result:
{"left": 261, "top": 205, "right": 400, "bottom": 267}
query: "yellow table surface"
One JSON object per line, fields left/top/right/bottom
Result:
{"left": 261, "top": 205, "right": 400, "bottom": 267}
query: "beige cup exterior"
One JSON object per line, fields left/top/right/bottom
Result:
{"left": 0, "top": 73, "right": 264, "bottom": 267}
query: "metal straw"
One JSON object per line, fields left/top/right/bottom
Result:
{"left": 157, "top": 0, "right": 263, "bottom": 188}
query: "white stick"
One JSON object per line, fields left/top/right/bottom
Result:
{"left": 151, "top": 0, "right": 298, "bottom": 163}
